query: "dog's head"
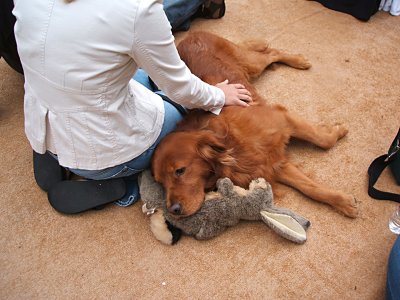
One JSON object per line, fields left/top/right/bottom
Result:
{"left": 152, "top": 130, "right": 234, "bottom": 217}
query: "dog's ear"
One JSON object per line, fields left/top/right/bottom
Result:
{"left": 196, "top": 131, "right": 236, "bottom": 189}
{"left": 197, "top": 133, "right": 224, "bottom": 160}
{"left": 196, "top": 131, "right": 231, "bottom": 163}
{"left": 150, "top": 148, "right": 163, "bottom": 183}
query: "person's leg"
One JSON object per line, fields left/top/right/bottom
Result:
{"left": 386, "top": 236, "right": 400, "bottom": 300}
{"left": 133, "top": 69, "right": 155, "bottom": 91}
{"left": 163, "top": 0, "right": 204, "bottom": 32}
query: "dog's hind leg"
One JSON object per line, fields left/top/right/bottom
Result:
{"left": 275, "top": 162, "right": 359, "bottom": 218}
{"left": 236, "top": 40, "right": 277, "bottom": 79}
{"left": 285, "top": 111, "right": 348, "bottom": 149}
{"left": 237, "top": 41, "right": 311, "bottom": 79}
{"left": 239, "top": 40, "right": 270, "bottom": 53}
{"left": 266, "top": 48, "right": 312, "bottom": 70}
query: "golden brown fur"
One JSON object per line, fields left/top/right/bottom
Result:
{"left": 152, "top": 31, "right": 359, "bottom": 218}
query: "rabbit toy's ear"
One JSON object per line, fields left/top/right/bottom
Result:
{"left": 260, "top": 209, "right": 310, "bottom": 244}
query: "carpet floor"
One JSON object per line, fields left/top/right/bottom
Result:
{"left": 1, "top": 1, "right": 399, "bottom": 299}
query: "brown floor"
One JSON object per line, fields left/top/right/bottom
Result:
{"left": 1, "top": 1, "right": 400, "bottom": 299}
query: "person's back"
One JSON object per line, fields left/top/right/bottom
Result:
{"left": 14, "top": 0, "right": 165, "bottom": 170}
{"left": 13, "top": 0, "right": 228, "bottom": 170}
{"left": 15, "top": 0, "right": 140, "bottom": 92}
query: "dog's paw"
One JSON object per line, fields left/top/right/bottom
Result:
{"left": 293, "top": 55, "right": 312, "bottom": 70}
{"left": 336, "top": 194, "right": 360, "bottom": 218}
{"left": 333, "top": 123, "right": 348, "bottom": 140}
{"left": 316, "top": 123, "right": 348, "bottom": 149}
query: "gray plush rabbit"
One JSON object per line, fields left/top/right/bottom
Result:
{"left": 140, "top": 170, "right": 311, "bottom": 245}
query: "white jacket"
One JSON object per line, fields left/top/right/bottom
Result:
{"left": 13, "top": 0, "right": 225, "bottom": 170}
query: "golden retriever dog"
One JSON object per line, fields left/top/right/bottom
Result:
{"left": 152, "top": 31, "right": 359, "bottom": 218}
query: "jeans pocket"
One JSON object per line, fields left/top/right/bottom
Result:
{"left": 110, "top": 165, "right": 141, "bottom": 179}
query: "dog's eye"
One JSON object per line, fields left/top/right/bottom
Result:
{"left": 175, "top": 167, "right": 186, "bottom": 177}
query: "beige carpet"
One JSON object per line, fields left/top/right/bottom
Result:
{"left": 1, "top": 1, "right": 400, "bottom": 299}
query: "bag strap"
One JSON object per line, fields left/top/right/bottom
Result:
{"left": 157, "top": 93, "right": 187, "bottom": 117}
{"left": 367, "top": 129, "right": 400, "bottom": 202}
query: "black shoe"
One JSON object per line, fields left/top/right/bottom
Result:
{"left": 33, "top": 151, "right": 67, "bottom": 192}
{"left": 48, "top": 179, "right": 126, "bottom": 214}
{"left": 197, "top": 0, "right": 226, "bottom": 19}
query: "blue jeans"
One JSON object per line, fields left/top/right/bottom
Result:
{"left": 163, "top": 0, "right": 204, "bottom": 31}
{"left": 69, "top": 70, "right": 184, "bottom": 206}
{"left": 386, "top": 236, "right": 400, "bottom": 300}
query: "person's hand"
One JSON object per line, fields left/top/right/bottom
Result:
{"left": 216, "top": 80, "right": 252, "bottom": 107}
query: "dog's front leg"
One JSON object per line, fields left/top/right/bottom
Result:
{"left": 275, "top": 162, "right": 359, "bottom": 218}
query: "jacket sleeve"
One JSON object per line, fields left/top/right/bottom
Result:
{"left": 130, "top": 0, "right": 224, "bottom": 115}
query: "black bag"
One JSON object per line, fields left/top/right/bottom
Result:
{"left": 312, "top": 0, "right": 380, "bottom": 21}
{"left": 0, "top": 0, "right": 23, "bottom": 74}
{"left": 368, "top": 128, "right": 400, "bottom": 202}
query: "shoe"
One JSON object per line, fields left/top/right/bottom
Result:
{"left": 33, "top": 151, "right": 67, "bottom": 192}
{"left": 48, "top": 178, "right": 126, "bottom": 214}
{"left": 198, "top": 0, "right": 226, "bottom": 19}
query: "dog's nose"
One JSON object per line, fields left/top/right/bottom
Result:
{"left": 169, "top": 202, "right": 182, "bottom": 215}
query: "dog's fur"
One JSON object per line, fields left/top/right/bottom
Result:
{"left": 152, "top": 31, "right": 359, "bottom": 218}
